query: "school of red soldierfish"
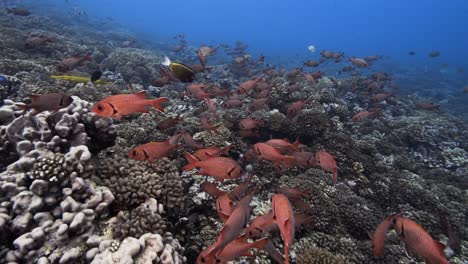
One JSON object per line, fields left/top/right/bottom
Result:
{"left": 14, "top": 42, "right": 458, "bottom": 264}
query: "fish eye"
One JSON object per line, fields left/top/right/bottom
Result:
{"left": 216, "top": 259, "right": 221, "bottom": 263}
{"left": 200, "top": 257, "right": 205, "bottom": 263}
{"left": 97, "top": 105, "right": 103, "bottom": 111}
{"left": 133, "top": 150, "right": 137, "bottom": 156}
{"left": 249, "top": 231, "right": 253, "bottom": 236}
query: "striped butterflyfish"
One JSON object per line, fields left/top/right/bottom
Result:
{"left": 162, "top": 56, "right": 195, "bottom": 83}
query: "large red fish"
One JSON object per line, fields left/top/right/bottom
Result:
{"left": 184, "top": 153, "right": 243, "bottom": 181}
{"left": 291, "top": 151, "right": 316, "bottom": 167}
{"left": 393, "top": 216, "right": 449, "bottom": 264}
{"left": 92, "top": 91, "right": 169, "bottom": 120}
{"left": 368, "top": 214, "right": 400, "bottom": 257}
{"left": 16, "top": 93, "right": 73, "bottom": 116}
{"left": 192, "top": 146, "right": 231, "bottom": 161}
{"left": 265, "top": 138, "right": 302, "bottom": 154}
{"left": 128, "top": 138, "right": 178, "bottom": 162}
{"left": 315, "top": 151, "right": 338, "bottom": 183}
{"left": 287, "top": 97, "right": 312, "bottom": 119}
{"left": 237, "top": 75, "right": 264, "bottom": 94}
{"left": 352, "top": 111, "right": 377, "bottom": 122}
{"left": 272, "top": 194, "right": 295, "bottom": 264}
{"left": 201, "top": 182, "right": 227, "bottom": 198}
{"left": 214, "top": 236, "right": 270, "bottom": 263}
{"left": 252, "top": 143, "right": 296, "bottom": 169}
{"left": 199, "top": 194, "right": 254, "bottom": 259}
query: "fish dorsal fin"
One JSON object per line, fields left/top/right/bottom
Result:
{"left": 433, "top": 240, "right": 446, "bottom": 254}
{"left": 135, "top": 90, "right": 147, "bottom": 99}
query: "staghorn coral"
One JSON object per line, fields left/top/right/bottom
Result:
{"left": 95, "top": 153, "right": 185, "bottom": 212}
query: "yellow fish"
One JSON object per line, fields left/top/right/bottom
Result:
{"left": 162, "top": 56, "right": 195, "bottom": 83}
{"left": 50, "top": 75, "right": 112, "bottom": 85}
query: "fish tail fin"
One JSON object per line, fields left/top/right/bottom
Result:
{"left": 434, "top": 105, "right": 441, "bottom": 111}
{"left": 162, "top": 56, "right": 171, "bottom": 66}
{"left": 183, "top": 152, "right": 198, "bottom": 170}
{"left": 151, "top": 97, "right": 169, "bottom": 112}
{"left": 6, "top": 8, "right": 12, "bottom": 13}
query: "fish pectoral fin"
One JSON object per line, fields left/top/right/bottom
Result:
{"left": 433, "top": 240, "right": 446, "bottom": 254}
{"left": 367, "top": 231, "right": 374, "bottom": 241}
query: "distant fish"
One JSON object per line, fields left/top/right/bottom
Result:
{"left": 415, "top": 101, "right": 440, "bottom": 111}
{"left": 121, "top": 39, "right": 136, "bottom": 48}
{"left": 57, "top": 53, "right": 92, "bottom": 72}
{"left": 303, "top": 60, "right": 320, "bottom": 67}
{"left": 90, "top": 70, "right": 102, "bottom": 82}
{"left": 24, "top": 35, "right": 54, "bottom": 49}
{"left": 350, "top": 57, "right": 369, "bottom": 68}
{"left": 408, "top": 51, "right": 416, "bottom": 56}
{"left": 429, "top": 50, "right": 440, "bottom": 58}
{"left": 315, "top": 151, "right": 338, "bottom": 183}
{"left": 91, "top": 91, "right": 169, "bottom": 120}
{"left": 464, "top": 86, "right": 468, "bottom": 93}
{"left": 162, "top": 56, "right": 195, "bottom": 83}
{"left": 0, "top": 75, "right": 10, "bottom": 87}
{"left": 6, "top": 7, "right": 30, "bottom": 16}
{"left": 16, "top": 93, "right": 73, "bottom": 116}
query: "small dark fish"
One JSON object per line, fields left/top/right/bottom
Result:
{"left": 429, "top": 50, "right": 440, "bottom": 58}
{"left": 6, "top": 7, "right": 30, "bottom": 16}
{"left": 16, "top": 93, "right": 73, "bottom": 116}
{"left": 0, "top": 76, "right": 10, "bottom": 86}
{"left": 90, "top": 70, "right": 102, "bottom": 82}
{"left": 157, "top": 114, "right": 183, "bottom": 130}
{"left": 408, "top": 51, "right": 416, "bottom": 56}
{"left": 162, "top": 56, "right": 195, "bottom": 83}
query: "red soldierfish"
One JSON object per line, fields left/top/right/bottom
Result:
{"left": 265, "top": 138, "right": 302, "bottom": 154}
{"left": 350, "top": 57, "right": 369, "bottom": 68}
{"left": 184, "top": 153, "right": 243, "bottom": 181}
{"left": 216, "top": 194, "right": 236, "bottom": 223}
{"left": 287, "top": 97, "right": 312, "bottom": 119}
{"left": 200, "top": 194, "right": 254, "bottom": 259}
{"left": 352, "top": 110, "right": 377, "bottom": 122}
{"left": 253, "top": 143, "right": 296, "bottom": 169}
{"left": 239, "top": 118, "right": 264, "bottom": 130}
{"left": 92, "top": 91, "right": 169, "bottom": 120}
{"left": 393, "top": 216, "right": 449, "bottom": 264}
{"left": 128, "top": 138, "right": 178, "bottom": 162}
{"left": 416, "top": 101, "right": 440, "bottom": 111}
{"left": 315, "top": 151, "right": 338, "bottom": 183}
{"left": 272, "top": 194, "right": 295, "bottom": 264}
{"left": 192, "top": 146, "right": 231, "bottom": 161}
{"left": 56, "top": 53, "right": 92, "bottom": 72}
{"left": 237, "top": 75, "right": 265, "bottom": 94}
{"left": 291, "top": 151, "right": 316, "bottom": 167}
{"left": 16, "top": 93, "right": 73, "bottom": 116}
{"left": 214, "top": 236, "right": 271, "bottom": 263}
{"left": 186, "top": 83, "right": 213, "bottom": 99}
{"left": 368, "top": 214, "right": 400, "bottom": 257}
